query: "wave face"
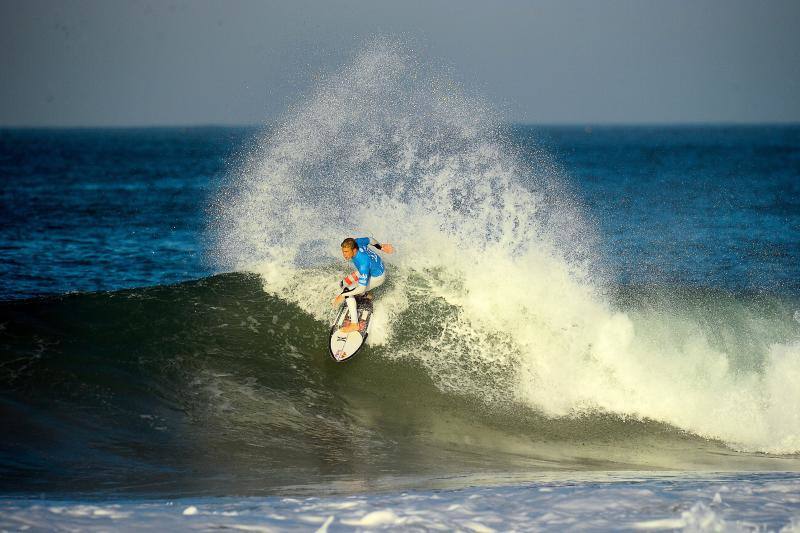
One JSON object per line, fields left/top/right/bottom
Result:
{"left": 212, "top": 40, "right": 800, "bottom": 456}
{"left": 2, "top": 41, "right": 799, "bottom": 498}
{"left": 1, "top": 275, "right": 798, "bottom": 497}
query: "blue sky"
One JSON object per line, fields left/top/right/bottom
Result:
{"left": 1, "top": 0, "right": 798, "bottom": 126}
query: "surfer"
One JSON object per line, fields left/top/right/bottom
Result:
{"left": 333, "top": 237, "right": 394, "bottom": 333}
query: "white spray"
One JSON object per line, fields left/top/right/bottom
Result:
{"left": 214, "top": 39, "right": 800, "bottom": 454}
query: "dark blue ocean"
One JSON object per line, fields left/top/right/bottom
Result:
{"left": 2, "top": 124, "right": 800, "bottom": 530}
{"left": 2, "top": 126, "right": 798, "bottom": 300}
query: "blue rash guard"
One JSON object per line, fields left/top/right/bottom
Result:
{"left": 352, "top": 237, "right": 385, "bottom": 287}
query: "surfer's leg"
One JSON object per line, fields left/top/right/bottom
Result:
{"left": 345, "top": 294, "right": 358, "bottom": 323}
{"left": 361, "top": 273, "right": 385, "bottom": 301}
{"left": 365, "top": 272, "right": 385, "bottom": 293}
{"left": 340, "top": 273, "right": 385, "bottom": 333}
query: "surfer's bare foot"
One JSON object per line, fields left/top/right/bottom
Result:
{"left": 340, "top": 322, "right": 359, "bottom": 334}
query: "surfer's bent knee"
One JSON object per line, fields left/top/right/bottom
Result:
{"left": 366, "top": 272, "right": 386, "bottom": 291}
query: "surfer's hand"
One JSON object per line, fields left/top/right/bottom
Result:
{"left": 333, "top": 294, "right": 344, "bottom": 307}
{"left": 381, "top": 243, "right": 394, "bottom": 254}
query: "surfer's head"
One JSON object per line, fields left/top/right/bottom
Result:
{"left": 341, "top": 238, "right": 357, "bottom": 260}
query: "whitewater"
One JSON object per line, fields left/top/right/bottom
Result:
{"left": 215, "top": 40, "right": 800, "bottom": 455}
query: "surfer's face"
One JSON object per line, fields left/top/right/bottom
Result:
{"left": 341, "top": 245, "right": 356, "bottom": 260}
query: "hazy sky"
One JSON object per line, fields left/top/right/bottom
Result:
{"left": 1, "top": 0, "right": 799, "bottom": 126}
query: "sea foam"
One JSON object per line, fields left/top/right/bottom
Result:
{"left": 214, "top": 38, "right": 800, "bottom": 454}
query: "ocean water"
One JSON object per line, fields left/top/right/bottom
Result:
{"left": 2, "top": 42, "right": 800, "bottom": 529}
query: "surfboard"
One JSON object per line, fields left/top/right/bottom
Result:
{"left": 329, "top": 295, "right": 374, "bottom": 363}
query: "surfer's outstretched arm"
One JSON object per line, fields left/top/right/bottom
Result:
{"left": 356, "top": 237, "right": 394, "bottom": 254}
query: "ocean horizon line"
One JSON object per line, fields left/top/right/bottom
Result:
{"left": 2, "top": 121, "right": 800, "bottom": 131}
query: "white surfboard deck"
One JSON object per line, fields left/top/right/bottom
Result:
{"left": 329, "top": 296, "right": 373, "bottom": 363}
